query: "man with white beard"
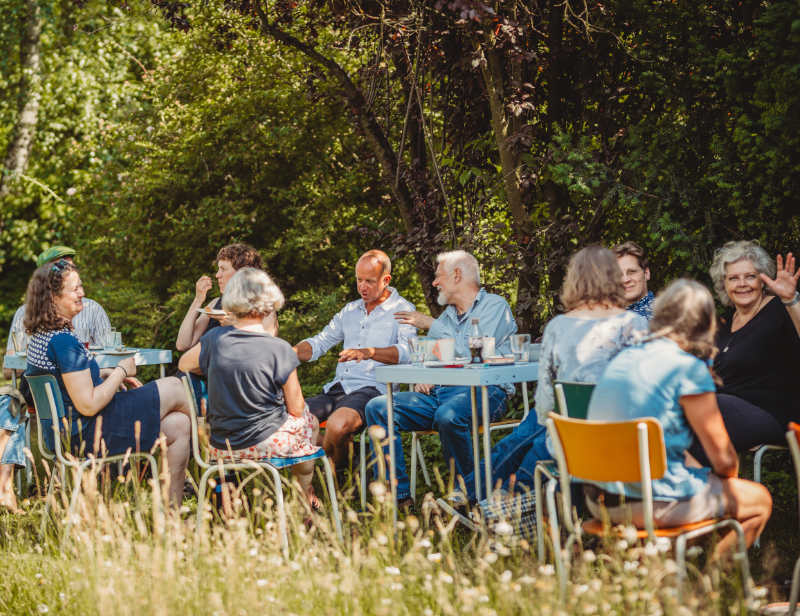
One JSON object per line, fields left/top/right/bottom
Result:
{"left": 366, "top": 250, "right": 517, "bottom": 507}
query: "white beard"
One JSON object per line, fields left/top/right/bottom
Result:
{"left": 437, "top": 290, "right": 449, "bottom": 306}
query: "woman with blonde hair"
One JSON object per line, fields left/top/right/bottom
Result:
{"left": 458, "top": 245, "right": 648, "bottom": 501}
{"left": 587, "top": 279, "right": 772, "bottom": 552}
{"left": 179, "top": 268, "right": 320, "bottom": 508}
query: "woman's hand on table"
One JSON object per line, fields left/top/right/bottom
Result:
{"left": 394, "top": 310, "right": 434, "bottom": 330}
{"left": 760, "top": 252, "right": 800, "bottom": 301}
{"left": 195, "top": 275, "right": 213, "bottom": 303}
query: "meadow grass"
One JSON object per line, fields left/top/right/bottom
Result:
{"left": 0, "top": 443, "right": 778, "bottom": 616}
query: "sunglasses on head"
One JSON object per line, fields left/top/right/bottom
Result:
{"left": 50, "top": 259, "right": 71, "bottom": 273}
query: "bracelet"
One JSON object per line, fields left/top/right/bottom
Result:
{"left": 117, "top": 364, "right": 129, "bottom": 378}
{"left": 782, "top": 291, "right": 800, "bottom": 307}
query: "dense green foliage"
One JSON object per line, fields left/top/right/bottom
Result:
{"left": 1, "top": 0, "right": 798, "bottom": 344}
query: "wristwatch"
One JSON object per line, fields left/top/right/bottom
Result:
{"left": 783, "top": 291, "right": 800, "bottom": 306}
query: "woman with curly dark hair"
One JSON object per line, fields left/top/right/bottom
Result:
{"left": 175, "top": 243, "right": 268, "bottom": 352}
{"left": 24, "top": 260, "right": 191, "bottom": 506}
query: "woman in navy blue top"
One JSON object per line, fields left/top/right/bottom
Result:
{"left": 23, "top": 260, "right": 192, "bottom": 506}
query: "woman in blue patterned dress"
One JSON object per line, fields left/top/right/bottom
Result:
{"left": 24, "top": 260, "right": 191, "bottom": 506}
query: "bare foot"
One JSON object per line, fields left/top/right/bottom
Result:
{"left": 0, "top": 493, "right": 23, "bottom": 515}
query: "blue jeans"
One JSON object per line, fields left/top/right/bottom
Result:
{"left": 365, "top": 385, "right": 507, "bottom": 500}
{"left": 0, "top": 394, "right": 28, "bottom": 467}
{"left": 462, "top": 412, "right": 550, "bottom": 501}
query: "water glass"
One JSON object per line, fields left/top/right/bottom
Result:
{"left": 511, "top": 333, "right": 531, "bottom": 362}
{"left": 102, "top": 329, "right": 116, "bottom": 351}
{"left": 408, "top": 337, "right": 425, "bottom": 366}
{"left": 113, "top": 331, "right": 123, "bottom": 351}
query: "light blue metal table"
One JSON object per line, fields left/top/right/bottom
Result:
{"left": 374, "top": 362, "right": 538, "bottom": 518}
{"left": 4, "top": 347, "right": 173, "bottom": 381}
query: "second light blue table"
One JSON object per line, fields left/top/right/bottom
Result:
{"left": 374, "top": 362, "right": 538, "bottom": 519}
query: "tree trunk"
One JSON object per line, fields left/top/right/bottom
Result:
{"left": 0, "top": 0, "right": 42, "bottom": 199}
{"left": 254, "top": 5, "right": 443, "bottom": 312}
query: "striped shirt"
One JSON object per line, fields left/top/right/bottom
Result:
{"left": 5, "top": 299, "right": 111, "bottom": 350}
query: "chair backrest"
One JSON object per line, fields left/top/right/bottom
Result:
{"left": 181, "top": 375, "right": 210, "bottom": 469}
{"left": 786, "top": 422, "right": 800, "bottom": 519}
{"left": 25, "top": 374, "right": 66, "bottom": 460}
{"left": 554, "top": 381, "right": 595, "bottom": 420}
{"left": 547, "top": 412, "right": 667, "bottom": 482}
{"left": 547, "top": 412, "right": 667, "bottom": 540}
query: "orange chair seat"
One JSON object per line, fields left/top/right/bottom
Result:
{"left": 582, "top": 517, "right": 721, "bottom": 538}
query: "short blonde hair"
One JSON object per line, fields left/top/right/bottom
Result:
{"left": 709, "top": 240, "right": 774, "bottom": 306}
{"left": 222, "top": 268, "right": 285, "bottom": 318}
{"left": 358, "top": 249, "right": 392, "bottom": 275}
{"left": 650, "top": 279, "right": 717, "bottom": 360}
{"left": 560, "top": 246, "right": 626, "bottom": 311}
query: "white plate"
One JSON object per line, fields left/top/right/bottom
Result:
{"left": 423, "top": 360, "right": 466, "bottom": 368}
{"left": 197, "top": 308, "right": 226, "bottom": 317}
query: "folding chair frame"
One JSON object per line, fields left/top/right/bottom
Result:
{"left": 545, "top": 413, "right": 752, "bottom": 600}
{"left": 26, "top": 374, "right": 161, "bottom": 539}
{"left": 182, "top": 376, "right": 343, "bottom": 555}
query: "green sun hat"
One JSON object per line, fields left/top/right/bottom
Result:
{"left": 36, "top": 245, "right": 76, "bottom": 267}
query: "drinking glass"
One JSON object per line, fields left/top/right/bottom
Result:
{"left": 408, "top": 337, "right": 425, "bottom": 366}
{"left": 113, "top": 331, "right": 123, "bottom": 351}
{"left": 511, "top": 333, "right": 531, "bottom": 362}
{"left": 102, "top": 329, "right": 116, "bottom": 351}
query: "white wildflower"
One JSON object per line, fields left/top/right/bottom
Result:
{"left": 643, "top": 542, "right": 658, "bottom": 557}
{"left": 493, "top": 521, "right": 513, "bottom": 536}
{"left": 419, "top": 538, "right": 432, "bottom": 549}
{"left": 656, "top": 537, "right": 671, "bottom": 553}
{"left": 427, "top": 553, "right": 442, "bottom": 563}
{"left": 390, "top": 582, "right": 403, "bottom": 591}
{"left": 623, "top": 560, "right": 638, "bottom": 572}
{"left": 439, "top": 572, "right": 454, "bottom": 584}
{"left": 622, "top": 526, "right": 639, "bottom": 544}
{"left": 256, "top": 579, "right": 268, "bottom": 587}
{"left": 752, "top": 586, "right": 768, "bottom": 598}
{"left": 37, "top": 605, "right": 49, "bottom": 614}
{"left": 385, "top": 566, "right": 401, "bottom": 575}
{"left": 499, "top": 570, "right": 512, "bottom": 583}
{"left": 35, "top": 573, "right": 43, "bottom": 579}
{"left": 376, "top": 533, "right": 389, "bottom": 545}
{"left": 615, "top": 539, "right": 628, "bottom": 551}
{"left": 686, "top": 545, "right": 703, "bottom": 558}
{"left": 65, "top": 187, "right": 77, "bottom": 196}
{"left": 370, "top": 482, "right": 387, "bottom": 498}
{"left": 538, "top": 564, "right": 555, "bottom": 576}
{"left": 582, "top": 550, "right": 597, "bottom": 563}
{"left": 484, "top": 552, "right": 498, "bottom": 564}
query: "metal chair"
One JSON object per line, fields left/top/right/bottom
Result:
{"left": 763, "top": 422, "right": 800, "bottom": 615}
{"left": 26, "top": 374, "right": 161, "bottom": 537}
{"left": 534, "top": 381, "right": 594, "bottom": 561}
{"left": 545, "top": 412, "right": 752, "bottom": 599}
{"left": 181, "top": 376, "right": 343, "bottom": 555}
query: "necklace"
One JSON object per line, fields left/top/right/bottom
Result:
{"left": 722, "top": 295, "right": 766, "bottom": 353}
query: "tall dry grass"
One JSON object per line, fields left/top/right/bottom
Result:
{"left": 0, "top": 449, "right": 766, "bottom": 615}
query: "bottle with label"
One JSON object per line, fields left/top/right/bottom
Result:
{"left": 468, "top": 318, "right": 483, "bottom": 364}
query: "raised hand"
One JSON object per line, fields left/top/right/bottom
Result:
{"left": 195, "top": 275, "right": 213, "bottom": 303}
{"left": 760, "top": 253, "right": 800, "bottom": 302}
{"left": 393, "top": 310, "right": 434, "bottom": 330}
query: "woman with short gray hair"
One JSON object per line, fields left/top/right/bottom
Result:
{"left": 179, "top": 268, "right": 320, "bottom": 509}
{"left": 690, "top": 241, "right": 800, "bottom": 464}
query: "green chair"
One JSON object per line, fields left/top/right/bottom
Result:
{"left": 26, "top": 374, "right": 161, "bottom": 537}
{"left": 535, "top": 381, "right": 595, "bottom": 562}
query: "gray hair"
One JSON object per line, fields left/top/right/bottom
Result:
{"left": 436, "top": 250, "right": 481, "bottom": 286}
{"left": 222, "top": 268, "right": 285, "bottom": 318}
{"left": 709, "top": 240, "right": 774, "bottom": 306}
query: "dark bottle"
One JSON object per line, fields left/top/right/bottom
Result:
{"left": 468, "top": 318, "right": 483, "bottom": 363}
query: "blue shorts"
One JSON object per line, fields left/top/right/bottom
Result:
{"left": 0, "top": 393, "right": 28, "bottom": 467}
